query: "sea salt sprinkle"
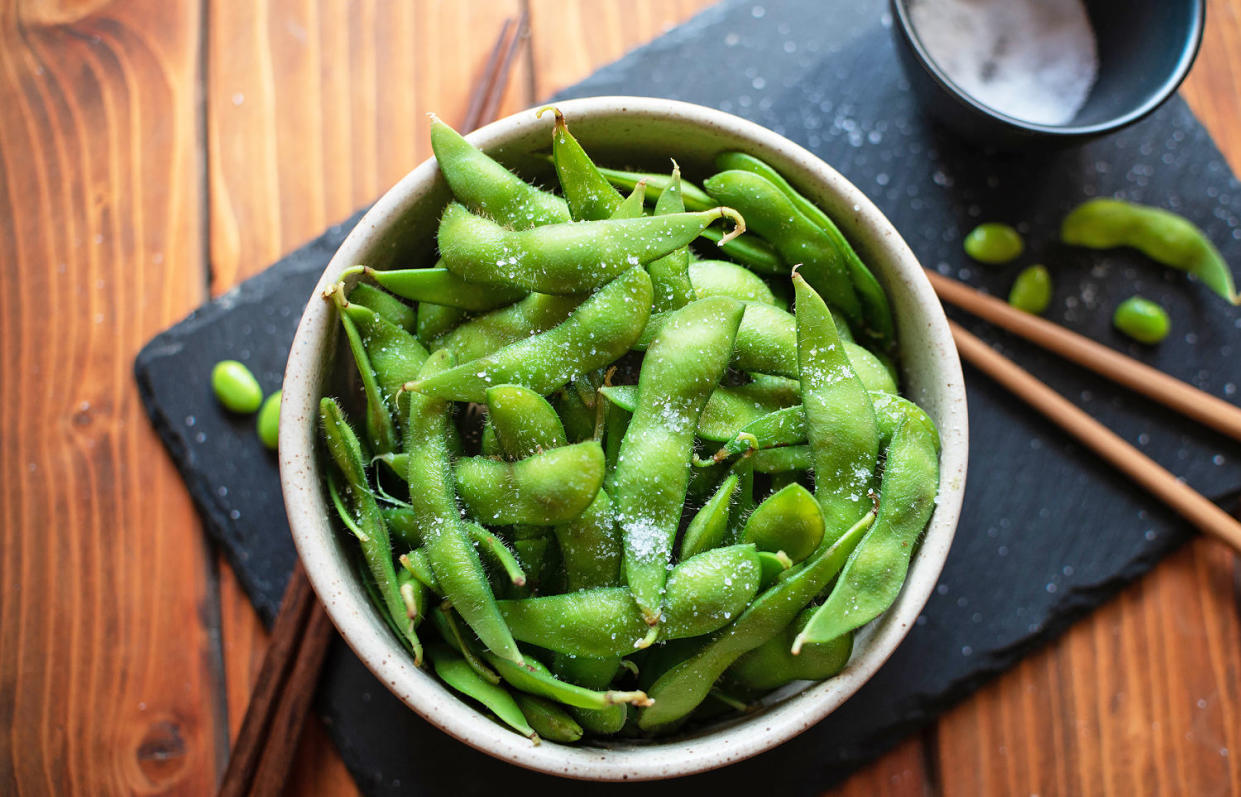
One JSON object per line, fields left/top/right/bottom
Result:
{"left": 908, "top": 0, "right": 1099, "bottom": 126}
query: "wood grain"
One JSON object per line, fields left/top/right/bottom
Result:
{"left": 0, "top": 1, "right": 226, "bottom": 794}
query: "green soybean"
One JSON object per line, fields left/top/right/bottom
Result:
{"left": 546, "top": 106, "right": 626, "bottom": 221}
{"left": 1062, "top": 198, "right": 1239, "bottom": 304}
{"left": 483, "top": 650, "right": 652, "bottom": 710}
{"left": 1113, "top": 295, "right": 1171, "bottom": 344}
{"left": 407, "top": 268, "right": 653, "bottom": 403}
{"left": 1008, "top": 264, "right": 1052, "bottom": 314}
{"left": 646, "top": 163, "right": 697, "bottom": 312}
{"left": 256, "top": 389, "right": 281, "bottom": 450}
{"left": 963, "top": 222, "right": 1023, "bottom": 264}
{"left": 437, "top": 203, "right": 742, "bottom": 294}
{"left": 612, "top": 297, "right": 746, "bottom": 626}
{"left": 211, "top": 360, "right": 263, "bottom": 414}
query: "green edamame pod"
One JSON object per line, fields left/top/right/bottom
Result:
{"left": 725, "top": 609, "right": 853, "bottom": 692}
{"left": 755, "top": 550, "right": 793, "bottom": 589}
{"left": 428, "top": 645, "right": 537, "bottom": 741}
{"left": 347, "top": 282, "right": 417, "bottom": 332}
{"left": 497, "top": 545, "right": 762, "bottom": 657}
{"left": 637, "top": 508, "right": 875, "bottom": 730}
{"left": 319, "top": 398, "right": 421, "bottom": 662}
{"left": 399, "top": 550, "right": 441, "bottom": 594}
{"left": 396, "top": 568, "right": 428, "bottom": 626}
{"left": 429, "top": 114, "right": 570, "bottom": 229}
{"left": 332, "top": 293, "right": 399, "bottom": 454}
{"left": 698, "top": 226, "right": 786, "bottom": 275}
{"left": 677, "top": 474, "right": 740, "bottom": 560}
{"left": 613, "top": 179, "right": 649, "bottom": 220}
{"left": 513, "top": 693, "right": 584, "bottom": 743}
{"left": 407, "top": 267, "right": 653, "bottom": 403}
{"left": 431, "top": 293, "right": 582, "bottom": 364}
{"left": 704, "top": 169, "right": 863, "bottom": 328}
{"left": 795, "top": 271, "right": 880, "bottom": 541}
{"left": 340, "top": 299, "right": 429, "bottom": 419}
{"left": 454, "top": 442, "right": 605, "bottom": 526}
{"left": 545, "top": 107, "right": 626, "bottom": 221}
{"left": 714, "top": 151, "right": 895, "bottom": 349}
{"left": 437, "top": 203, "right": 743, "bottom": 294}
{"left": 647, "top": 163, "right": 697, "bottom": 313}
{"left": 553, "top": 656, "right": 628, "bottom": 735}
{"left": 689, "top": 259, "right": 779, "bottom": 305}
{"left": 601, "top": 380, "right": 797, "bottom": 444}
{"left": 613, "top": 297, "right": 746, "bottom": 627}
{"left": 483, "top": 650, "right": 652, "bottom": 710}
{"left": 596, "top": 164, "right": 715, "bottom": 211}
{"left": 486, "top": 384, "right": 567, "bottom": 459}
{"left": 740, "top": 482, "right": 823, "bottom": 562}
{"left": 1062, "top": 198, "right": 1239, "bottom": 304}
{"left": 745, "top": 445, "right": 812, "bottom": 473}
{"left": 359, "top": 265, "right": 525, "bottom": 312}
{"left": 403, "top": 352, "right": 522, "bottom": 664}
{"left": 555, "top": 488, "right": 621, "bottom": 591}
{"left": 792, "top": 414, "right": 940, "bottom": 652}
{"left": 416, "top": 303, "right": 465, "bottom": 347}
{"left": 553, "top": 385, "right": 596, "bottom": 443}
{"left": 464, "top": 522, "right": 527, "bottom": 587}
{"left": 432, "top": 604, "right": 501, "bottom": 684}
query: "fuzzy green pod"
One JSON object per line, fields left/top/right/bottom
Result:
{"left": 725, "top": 608, "right": 853, "bottom": 692}
{"left": 740, "top": 482, "right": 824, "bottom": 562}
{"left": 677, "top": 474, "right": 740, "bottom": 560}
{"left": 689, "top": 259, "right": 779, "bottom": 305}
{"left": 454, "top": 442, "right": 605, "bottom": 526}
{"left": 428, "top": 645, "right": 536, "bottom": 741}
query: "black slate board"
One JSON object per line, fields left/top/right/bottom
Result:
{"left": 135, "top": 0, "right": 1241, "bottom": 792}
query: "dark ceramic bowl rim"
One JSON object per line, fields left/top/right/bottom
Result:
{"left": 890, "top": 0, "right": 1206, "bottom": 138}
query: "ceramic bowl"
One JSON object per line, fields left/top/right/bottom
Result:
{"left": 279, "top": 96, "right": 968, "bottom": 780}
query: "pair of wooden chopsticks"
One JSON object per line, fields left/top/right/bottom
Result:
{"left": 928, "top": 269, "right": 1241, "bottom": 552}
{"left": 217, "top": 14, "right": 528, "bottom": 797}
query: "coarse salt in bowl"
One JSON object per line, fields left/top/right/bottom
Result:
{"left": 280, "top": 96, "right": 968, "bottom": 780}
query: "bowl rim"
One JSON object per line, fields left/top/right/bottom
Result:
{"left": 889, "top": 0, "right": 1206, "bottom": 138}
{"left": 279, "top": 95, "right": 969, "bottom": 781}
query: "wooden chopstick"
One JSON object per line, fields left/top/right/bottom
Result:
{"left": 217, "top": 561, "right": 319, "bottom": 797}
{"left": 218, "top": 18, "right": 524, "bottom": 797}
{"left": 950, "top": 320, "right": 1241, "bottom": 552}
{"left": 926, "top": 269, "right": 1241, "bottom": 443}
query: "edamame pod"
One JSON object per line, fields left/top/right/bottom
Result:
{"left": 637, "top": 508, "right": 875, "bottom": 730}
{"left": 545, "top": 106, "right": 626, "bottom": 221}
{"left": 407, "top": 267, "right": 653, "bottom": 403}
{"left": 484, "top": 651, "right": 652, "bottom": 710}
{"left": 437, "top": 203, "right": 743, "bottom": 294}
{"left": 486, "top": 384, "right": 568, "bottom": 459}
{"left": 455, "top": 442, "right": 605, "bottom": 526}
{"left": 739, "top": 482, "right": 824, "bottom": 562}
{"left": 359, "top": 265, "right": 525, "bottom": 312}
{"left": 792, "top": 413, "right": 939, "bottom": 652}
{"left": 725, "top": 609, "right": 853, "bottom": 692}
{"left": 347, "top": 282, "right": 417, "bottom": 332}
{"left": 332, "top": 291, "right": 399, "bottom": 454}
{"left": 677, "top": 474, "right": 740, "bottom": 560}
{"left": 745, "top": 445, "right": 813, "bottom": 473}
{"left": 430, "top": 115, "right": 570, "bottom": 229}
{"left": 431, "top": 293, "right": 582, "bottom": 363}
{"left": 416, "top": 303, "right": 465, "bottom": 347}
{"left": 428, "top": 645, "right": 537, "bottom": 741}
{"left": 340, "top": 299, "right": 429, "bottom": 420}
{"left": 689, "top": 259, "right": 780, "bottom": 306}
{"left": 646, "top": 164, "right": 697, "bottom": 312}
{"left": 404, "top": 352, "right": 522, "bottom": 664}
{"left": 497, "top": 545, "right": 763, "bottom": 656}
{"left": 613, "top": 297, "right": 746, "bottom": 626}
{"left": 596, "top": 164, "right": 715, "bottom": 211}
{"left": 795, "top": 272, "right": 880, "bottom": 541}
{"left": 600, "top": 380, "right": 797, "bottom": 444}
{"left": 1062, "top": 198, "right": 1239, "bottom": 304}
{"left": 554, "top": 488, "right": 621, "bottom": 591}
{"left": 513, "top": 693, "right": 584, "bottom": 743}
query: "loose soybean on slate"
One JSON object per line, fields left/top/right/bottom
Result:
{"left": 963, "top": 222, "right": 1024, "bottom": 264}
{"left": 315, "top": 107, "right": 942, "bottom": 745}
{"left": 1113, "top": 295, "right": 1171, "bottom": 344}
{"left": 1008, "top": 264, "right": 1052, "bottom": 314}
{"left": 211, "top": 360, "right": 263, "bottom": 414}
{"left": 256, "top": 390, "right": 281, "bottom": 450}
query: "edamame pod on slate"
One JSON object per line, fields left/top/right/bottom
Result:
{"left": 795, "top": 271, "right": 880, "bottom": 542}
{"left": 357, "top": 265, "right": 525, "bottom": 312}
{"left": 714, "top": 151, "right": 895, "bottom": 349}
{"left": 638, "top": 508, "right": 876, "bottom": 730}
{"left": 455, "top": 442, "right": 605, "bottom": 526}
{"left": 612, "top": 297, "right": 746, "bottom": 628}
{"left": 704, "top": 169, "right": 863, "bottom": 328}
{"left": 429, "top": 114, "right": 570, "bottom": 229}
{"left": 792, "top": 412, "right": 940, "bottom": 652}
{"left": 1061, "top": 198, "right": 1240, "bottom": 304}
{"left": 403, "top": 352, "right": 522, "bottom": 665}
{"left": 406, "top": 267, "right": 653, "bottom": 403}
{"left": 319, "top": 398, "right": 422, "bottom": 662}
{"left": 437, "top": 203, "right": 744, "bottom": 294}
{"left": 497, "top": 545, "right": 762, "bottom": 657}
{"left": 544, "top": 106, "right": 626, "bottom": 221}
{"left": 724, "top": 608, "right": 853, "bottom": 693}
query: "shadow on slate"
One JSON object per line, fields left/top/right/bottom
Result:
{"left": 134, "top": 0, "right": 1241, "bottom": 792}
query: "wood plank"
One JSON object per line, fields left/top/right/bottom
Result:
{"left": 0, "top": 1, "right": 226, "bottom": 794}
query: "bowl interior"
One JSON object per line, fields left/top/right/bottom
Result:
{"left": 280, "top": 97, "right": 968, "bottom": 780}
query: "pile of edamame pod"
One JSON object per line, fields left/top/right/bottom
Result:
{"left": 317, "top": 107, "right": 941, "bottom": 743}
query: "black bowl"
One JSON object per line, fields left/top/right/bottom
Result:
{"left": 890, "top": 0, "right": 1205, "bottom": 148}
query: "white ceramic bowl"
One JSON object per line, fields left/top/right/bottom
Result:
{"left": 280, "top": 96, "right": 968, "bottom": 781}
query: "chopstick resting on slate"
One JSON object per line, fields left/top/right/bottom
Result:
{"left": 938, "top": 285, "right": 1241, "bottom": 553}
{"left": 216, "top": 14, "right": 527, "bottom": 797}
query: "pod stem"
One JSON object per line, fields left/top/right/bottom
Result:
{"left": 605, "top": 690, "right": 654, "bottom": 707}
{"left": 714, "top": 207, "right": 747, "bottom": 245}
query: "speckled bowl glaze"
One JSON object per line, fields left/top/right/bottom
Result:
{"left": 280, "top": 96, "right": 968, "bottom": 781}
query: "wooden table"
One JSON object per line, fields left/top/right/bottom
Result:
{"left": 2, "top": 1, "right": 1239, "bottom": 794}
